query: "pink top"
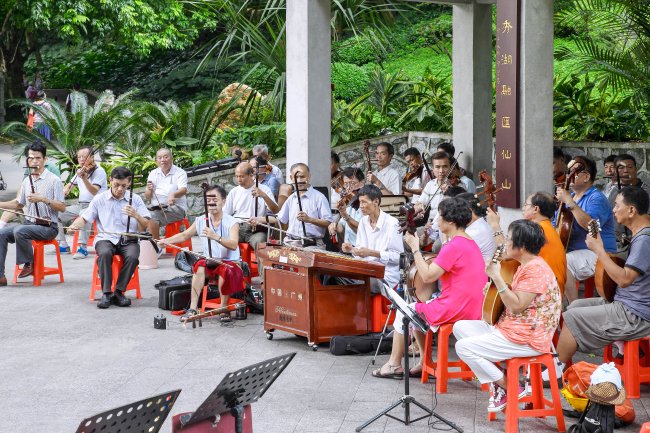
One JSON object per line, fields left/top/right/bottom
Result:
{"left": 415, "top": 236, "right": 487, "bottom": 326}
{"left": 496, "top": 256, "right": 562, "bottom": 353}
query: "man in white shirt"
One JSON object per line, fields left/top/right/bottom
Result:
{"left": 436, "top": 142, "right": 476, "bottom": 193}
{"left": 402, "top": 147, "right": 431, "bottom": 202}
{"left": 341, "top": 184, "right": 404, "bottom": 294}
{"left": 144, "top": 148, "right": 188, "bottom": 240}
{"left": 414, "top": 151, "right": 456, "bottom": 221}
{"left": 57, "top": 146, "right": 108, "bottom": 259}
{"left": 252, "top": 144, "right": 283, "bottom": 185}
{"left": 367, "top": 142, "right": 401, "bottom": 195}
{"left": 225, "top": 162, "right": 279, "bottom": 251}
{"left": 261, "top": 163, "right": 332, "bottom": 247}
{"left": 68, "top": 167, "right": 151, "bottom": 309}
{"left": 328, "top": 167, "right": 365, "bottom": 245}
{"left": 457, "top": 193, "right": 496, "bottom": 263}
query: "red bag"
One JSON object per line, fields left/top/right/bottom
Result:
{"left": 562, "top": 361, "right": 635, "bottom": 423}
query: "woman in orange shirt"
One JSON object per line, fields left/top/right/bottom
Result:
{"left": 487, "top": 192, "right": 567, "bottom": 292}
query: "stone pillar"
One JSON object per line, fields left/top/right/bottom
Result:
{"left": 285, "top": 0, "right": 331, "bottom": 188}
{"left": 519, "top": 0, "right": 554, "bottom": 198}
{"left": 452, "top": 2, "right": 493, "bottom": 177}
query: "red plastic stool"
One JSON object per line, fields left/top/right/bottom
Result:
{"left": 13, "top": 239, "right": 64, "bottom": 286}
{"left": 603, "top": 337, "right": 650, "bottom": 399}
{"left": 488, "top": 353, "right": 566, "bottom": 433}
{"left": 370, "top": 294, "right": 392, "bottom": 333}
{"left": 640, "top": 422, "right": 650, "bottom": 433}
{"left": 421, "top": 324, "right": 476, "bottom": 393}
{"left": 72, "top": 221, "right": 97, "bottom": 253}
{"left": 576, "top": 277, "right": 595, "bottom": 298}
{"left": 89, "top": 255, "right": 141, "bottom": 300}
{"left": 239, "top": 243, "right": 258, "bottom": 278}
{"left": 165, "top": 218, "right": 192, "bottom": 256}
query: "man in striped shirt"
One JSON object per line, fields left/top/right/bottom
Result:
{"left": 0, "top": 141, "right": 65, "bottom": 285}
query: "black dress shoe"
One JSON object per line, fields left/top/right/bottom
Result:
{"left": 97, "top": 294, "right": 112, "bottom": 309}
{"left": 112, "top": 290, "right": 131, "bottom": 307}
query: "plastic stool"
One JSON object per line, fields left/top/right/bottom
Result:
{"left": 165, "top": 218, "right": 192, "bottom": 256}
{"left": 603, "top": 337, "right": 650, "bottom": 399}
{"left": 90, "top": 255, "right": 141, "bottom": 300}
{"left": 640, "top": 421, "right": 650, "bottom": 433}
{"left": 421, "top": 324, "right": 475, "bottom": 393}
{"left": 72, "top": 221, "right": 97, "bottom": 253}
{"left": 488, "top": 353, "right": 566, "bottom": 433}
{"left": 370, "top": 294, "right": 392, "bottom": 333}
{"left": 576, "top": 277, "right": 595, "bottom": 298}
{"left": 13, "top": 239, "right": 64, "bottom": 286}
{"left": 239, "top": 243, "right": 258, "bottom": 278}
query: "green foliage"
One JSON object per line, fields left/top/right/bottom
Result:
{"left": 397, "top": 68, "right": 452, "bottom": 132}
{"left": 554, "top": 74, "right": 649, "bottom": 141}
{"left": 216, "top": 123, "right": 287, "bottom": 157}
{"left": 331, "top": 63, "right": 370, "bottom": 101}
{"left": 332, "top": 35, "right": 384, "bottom": 65}
{"left": 331, "top": 99, "right": 361, "bottom": 146}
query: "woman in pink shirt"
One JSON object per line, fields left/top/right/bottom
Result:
{"left": 373, "top": 197, "right": 487, "bottom": 379}
{"left": 453, "top": 219, "right": 561, "bottom": 413}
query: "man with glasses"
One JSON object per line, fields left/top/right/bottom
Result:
{"left": 67, "top": 167, "right": 150, "bottom": 308}
{"left": 144, "top": 148, "right": 188, "bottom": 241}
{"left": 366, "top": 142, "right": 400, "bottom": 195}
{"left": 0, "top": 141, "right": 65, "bottom": 285}
{"left": 556, "top": 155, "right": 616, "bottom": 303}
{"left": 328, "top": 167, "right": 365, "bottom": 245}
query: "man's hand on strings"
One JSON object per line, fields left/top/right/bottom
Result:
{"left": 122, "top": 205, "right": 139, "bottom": 218}
{"left": 146, "top": 181, "right": 155, "bottom": 192}
{"left": 27, "top": 192, "right": 47, "bottom": 203}
{"left": 296, "top": 211, "right": 311, "bottom": 223}
{"left": 328, "top": 222, "right": 338, "bottom": 237}
{"left": 201, "top": 227, "right": 218, "bottom": 240}
{"left": 251, "top": 187, "right": 267, "bottom": 199}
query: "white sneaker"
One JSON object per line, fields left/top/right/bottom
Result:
{"left": 542, "top": 361, "right": 565, "bottom": 382}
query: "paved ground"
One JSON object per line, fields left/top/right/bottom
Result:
{"left": 1, "top": 236, "right": 649, "bottom": 433}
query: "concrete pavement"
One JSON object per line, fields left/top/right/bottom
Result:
{"left": 0, "top": 236, "right": 648, "bottom": 433}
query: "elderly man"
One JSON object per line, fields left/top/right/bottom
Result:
{"left": 57, "top": 146, "right": 108, "bottom": 259}
{"left": 0, "top": 141, "right": 65, "bottom": 285}
{"left": 68, "top": 167, "right": 150, "bottom": 309}
{"left": 224, "top": 162, "right": 279, "bottom": 251}
{"left": 144, "top": 148, "right": 188, "bottom": 240}
{"left": 250, "top": 155, "right": 280, "bottom": 200}
{"left": 252, "top": 144, "right": 283, "bottom": 185}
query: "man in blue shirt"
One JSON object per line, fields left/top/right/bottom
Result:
{"left": 250, "top": 156, "right": 280, "bottom": 200}
{"left": 556, "top": 155, "right": 616, "bottom": 303}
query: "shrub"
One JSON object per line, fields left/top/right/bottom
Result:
{"left": 333, "top": 36, "right": 383, "bottom": 65}
{"left": 332, "top": 62, "right": 371, "bottom": 101}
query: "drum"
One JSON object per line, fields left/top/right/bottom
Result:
{"left": 406, "top": 252, "right": 437, "bottom": 301}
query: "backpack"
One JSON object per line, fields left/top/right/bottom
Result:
{"left": 568, "top": 401, "right": 615, "bottom": 433}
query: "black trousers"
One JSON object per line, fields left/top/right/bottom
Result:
{"left": 95, "top": 240, "right": 140, "bottom": 294}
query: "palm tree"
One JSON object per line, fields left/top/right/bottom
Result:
{"left": 555, "top": 0, "right": 650, "bottom": 107}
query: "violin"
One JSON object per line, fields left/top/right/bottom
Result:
{"left": 331, "top": 170, "right": 345, "bottom": 194}
{"left": 556, "top": 160, "right": 584, "bottom": 250}
{"left": 475, "top": 170, "right": 502, "bottom": 212}
{"left": 68, "top": 148, "right": 98, "bottom": 187}
{"left": 364, "top": 140, "right": 372, "bottom": 173}
{"left": 402, "top": 164, "right": 424, "bottom": 186}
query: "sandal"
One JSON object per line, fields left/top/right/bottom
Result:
{"left": 409, "top": 364, "right": 423, "bottom": 378}
{"left": 372, "top": 363, "right": 404, "bottom": 380}
{"left": 407, "top": 344, "right": 420, "bottom": 357}
{"left": 220, "top": 312, "right": 232, "bottom": 323}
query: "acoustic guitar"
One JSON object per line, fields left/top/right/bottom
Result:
{"left": 482, "top": 245, "right": 520, "bottom": 325}
{"left": 589, "top": 219, "right": 625, "bottom": 302}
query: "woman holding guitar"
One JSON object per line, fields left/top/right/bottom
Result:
{"left": 454, "top": 220, "right": 562, "bottom": 413}
{"left": 558, "top": 186, "right": 650, "bottom": 365}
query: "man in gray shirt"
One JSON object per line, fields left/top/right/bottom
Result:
{"left": 557, "top": 186, "right": 650, "bottom": 364}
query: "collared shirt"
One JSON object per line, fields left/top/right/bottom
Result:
{"left": 260, "top": 174, "right": 280, "bottom": 199}
{"left": 460, "top": 176, "right": 476, "bottom": 193}
{"left": 340, "top": 205, "right": 364, "bottom": 245}
{"left": 195, "top": 213, "right": 240, "bottom": 261}
{"left": 270, "top": 163, "right": 283, "bottom": 184}
{"left": 418, "top": 179, "right": 445, "bottom": 219}
{"left": 17, "top": 169, "right": 64, "bottom": 224}
{"left": 277, "top": 187, "right": 332, "bottom": 239}
{"left": 354, "top": 211, "right": 404, "bottom": 287}
{"left": 74, "top": 166, "right": 108, "bottom": 203}
{"left": 376, "top": 165, "right": 401, "bottom": 195}
{"left": 606, "top": 180, "right": 650, "bottom": 242}
{"left": 81, "top": 190, "right": 151, "bottom": 244}
{"left": 147, "top": 165, "right": 188, "bottom": 211}
{"left": 224, "top": 184, "right": 276, "bottom": 219}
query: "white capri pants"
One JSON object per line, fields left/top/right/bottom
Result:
{"left": 453, "top": 320, "right": 541, "bottom": 384}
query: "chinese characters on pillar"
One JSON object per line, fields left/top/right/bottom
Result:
{"left": 495, "top": 0, "right": 520, "bottom": 207}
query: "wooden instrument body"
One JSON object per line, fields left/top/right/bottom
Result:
{"left": 482, "top": 259, "right": 520, "bottom": 325}
{"left": 556, "top": 161, "right": 583, "bottom": 250}
{"left": 258, "top": 244, "right": 384, "bottom": 344}
{"left": 595, "top": 254, "right": 626, "bottom": 302}
{"left": 406, "top": 253, "right": 437, "bottom": 301}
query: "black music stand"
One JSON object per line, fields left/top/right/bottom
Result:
{"left": 356, "top": 284, "right": 463, "bottom": 433}
{"left": 177, "top": 353, "right": 296, "bottom": 433}
{"left": 75, "top": 389, "right": 181, "bottom": 433}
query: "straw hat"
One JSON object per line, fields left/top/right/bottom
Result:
{"left": 585, "top": 382, "right": 626, "bottom": 406}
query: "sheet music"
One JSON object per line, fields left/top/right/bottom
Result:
{"left": 383, "top": 284, "right": 429, "bottom": 333}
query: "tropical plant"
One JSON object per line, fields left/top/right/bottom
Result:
{"left": 331, "top": 99, "right": 361, "bottom": 146}
{"left": 555, "top": 0, "right": 650, "bottom": 107}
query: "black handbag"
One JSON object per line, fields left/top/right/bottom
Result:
{"left": 329, "top": 334, "right": 392, "bottom": 356}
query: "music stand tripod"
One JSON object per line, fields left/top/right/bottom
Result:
{"left": 356, "top": 284, "right": 463, "bottom": 433}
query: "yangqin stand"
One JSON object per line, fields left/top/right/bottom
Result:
{"left": 172, "top": 353, "right": 296, "bottom": 433}
{"left": 75, "top": 389, "right": 181, "bottom": 433}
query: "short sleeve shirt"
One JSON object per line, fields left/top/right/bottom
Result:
{"left": 376, "top": 166, "right": 401, "bottom": 195}
{"left": 614, "top": 227, "right": 650, "bottom": 321}
{"left": 74, "top": 166, "right": 108, "bottom": 203}
{"left": 496, "top": 256, "right": 562, "bottom": 353}
{"left": 81, "top": 190, "right": 151, "bottom": 244}
{"left": 276, "top": 187, "right": 332, "bottom": 238}
{"left": 147, "top": 165, "right": 188, "bottom": 211}
{"left": 17, "top": 170, "right": 65, "bottom": 224}
{"left": 566, "top": 186, "right": 616, "bottom": 253}
{"left": 415, "top": 236, "right": 487, "bottom": 326}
